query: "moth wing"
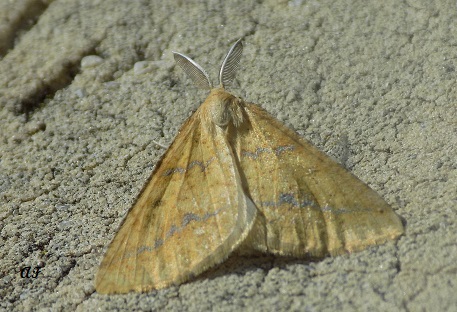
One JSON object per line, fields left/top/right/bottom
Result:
{"left": 95, "top": 109, "right": 257, "bottom": 294}
{"left": 231, "top": 102, "right": 404, "bottom": 257}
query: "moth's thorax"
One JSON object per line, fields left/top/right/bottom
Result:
{"left": 203, "top": 88, "right": 244, "bottom": 128}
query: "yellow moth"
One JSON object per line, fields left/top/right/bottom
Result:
{"left": 95, "top": 39, "right": 404, "bottom": 294}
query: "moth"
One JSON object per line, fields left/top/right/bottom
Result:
{"left": 95, "top": 39, "right": 404, "bottom": 294}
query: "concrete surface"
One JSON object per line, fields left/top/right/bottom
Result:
{"left": 1, "top": 0, "right": 456, "bottom": 311}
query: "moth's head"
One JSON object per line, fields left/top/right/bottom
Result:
{"left": 172, "top": 39, "right": 244, "bottom": 128}
{"left": 206, "top": 87, "right": 242, "bottom": 128}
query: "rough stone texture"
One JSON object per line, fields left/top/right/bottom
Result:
{"left": 1, "top": 1, "right": 456, "bottom": 311}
